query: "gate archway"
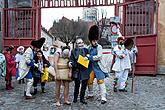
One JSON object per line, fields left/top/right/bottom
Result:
{"left": 2, "top": 0, "right": 159, "bottom": 75}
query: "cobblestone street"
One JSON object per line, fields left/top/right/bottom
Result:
{"left": 0, "top": 75, "right": 165, "bottom": 110}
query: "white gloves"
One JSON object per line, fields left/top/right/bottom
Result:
{"left": 84, "top": 57, "right": 88, "bottom": 61}
{"left": 34, "top": 63, "right": 38, "bottom": 68}
{"left": 68, "top": 62, "right": 72, "bottom": 68}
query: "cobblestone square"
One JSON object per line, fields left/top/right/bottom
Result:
{"left": 0, "top": 75, "right": 165, "bottom": 110}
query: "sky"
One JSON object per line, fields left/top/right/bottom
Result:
{"left": 41, "top": 6, "right": 114, "bottom": 30}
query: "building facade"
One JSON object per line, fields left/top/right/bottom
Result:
{"left": 82, "top": 7, "right": 98, "bottom": 22}
{"left": 41, "top": 27, "right": 55, "bottom": 47}
{"left": 158, "top": 0, "right": 165, "bottom": 74}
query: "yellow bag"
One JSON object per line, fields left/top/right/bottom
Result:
{"left": 41, "top": 67, "right": 49, "bottom": 82}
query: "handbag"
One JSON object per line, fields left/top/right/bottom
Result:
{"left": 41, "top": 67, "right": 49, "bottom": 82}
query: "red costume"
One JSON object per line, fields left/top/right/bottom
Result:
{"left": 4, "top": 52, "right": 16, "bottom": 80}
{"left": 4, "top": 46, "right": 16, "bottom": 90}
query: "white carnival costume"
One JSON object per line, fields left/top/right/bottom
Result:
{"left": 112, "top": 40, "right": 131, "bottom": 91}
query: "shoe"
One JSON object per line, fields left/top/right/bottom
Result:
{"left": 25, "top": 96, "right": 35, "bottom": 100}
{"left": 18, "top": 80, "right": 21, "bottom": 84}
{"left": 113, "top": 87, "right": 117, "bottom": 92}
{"left": 22, "top": 79, "right": 25, "bottom": 84}
{"left": 55, "top": 102, "right": 61, "bottom": 107}
{"left": 80, "top": 100, "right": 87, "bottom": 104}
{"left": 64, "top": 101, "right": 71, "bottom": 105}
{"left": 86, "top": 96, "right": 94, "bottom": 99}
{"left": 101, "top": 100, "right": 107, "bottom": 104}
{"left": 6, "top": 87, "right": 12, "bottom": 90}
{"left": 73, "top": 98, "right": 77, "bottom": 103}
{"left": 6, "top": 84, "right": 12, "bottom": 90}
{"left": 119, "top": 89, "right": 127, "bottom": 92}
{"left": 9, "top": 83, "right": 14, "bottom": 89}
{"left": 32, "top": 88, "right": 37, "bottom": 95}
{"left": 24, "top": 91, "right": 26, "bottom": 96}
{"left": 41, "top": 88, "right": 46, "bottom": 93}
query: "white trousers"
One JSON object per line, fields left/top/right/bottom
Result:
{"left": 115, "top": 69, "right": 129, "bottom": 89}
{"left": 25, "top": 78, "right": 33, "bottom": 97}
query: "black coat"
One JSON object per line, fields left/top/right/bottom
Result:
{"left": 69, "top": 47, "right": 90, "bottom": 80}
{"left": 31, "top": 51, "right": 50, "bottom": 78}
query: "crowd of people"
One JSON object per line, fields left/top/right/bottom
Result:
{"left": 0, "top": 25, "right": 138, "bottom": 106}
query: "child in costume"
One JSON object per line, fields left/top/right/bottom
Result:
{"left": 31, "top": 50, "right": 50, "bottom": 95}
{"left": 87, "top": 25, "right": 107, "bottom": 104}
{"left": 15, "top": 46, "right": 25, "bottom": 84}
{"left": 112, "top": 37, "right": 131, "bottom": 92}
{"left": 4, "top": 45, "right": 16, "bottom": 90}
{"left": 68, "top": 38, "right": 90, "bottom": 104}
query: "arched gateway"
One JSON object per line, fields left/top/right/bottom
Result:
{"left": 2, "top": 0, "right": 159, "bottom": 75}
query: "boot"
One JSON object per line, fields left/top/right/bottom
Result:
{"left": 24, "top": 91, "right": 26, "bottom": 96}
{"left": 99, "top": 83, "right": 107, "bottom": 104}
{"left": 80, "top": 99, "right": 87, "bottom": 104}
{"left": 18, "top": 80, "right": 21, "bottom": 84}
{"left": 41, "top": 87, "right": 46, "bottom": 93}
{"left": 25, "top": 79, "right": 35, "bottom": 100}
{"left": 22, "top": 79, "right": 25, "bottom": 84}
{"left": 113, "top": 78, "right": 118, "bottom": 92}
{"left": 6, "top": 84, "right": 12, "bottom": 90}
{"left": 86, "top": 85, "right": 94, "bottom": 99}
{"left": 73, "top": 93, "right": 78, "bottom": 103}
{"left": 80, "top": 83, "right": 87, "bottom": 104}
{"left": 9, "top": 81, "right": 14, "bottom": 89}
{"left": 32, "top": 88, "right": 37, "bottom": 95}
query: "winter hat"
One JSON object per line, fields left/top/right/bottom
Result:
{"left": 17, "top": 46, "right": 25, "bottom": 52}
{"left": 88, "top": 25, "right": 99, "bottom": 41}
{"left": 31, "top": 37, "right": 45, "bottom": 49}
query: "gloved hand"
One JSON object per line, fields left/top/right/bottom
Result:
{"left": 84, "top": 57, "right": 88, "bottom": 61}
{"left": 34, "top": 63, "right": 38, "bottom": 68}
{"left": 68, "top": 62, "right": 72, "bottom": 68}
{"left": 86, "top": 54, "right": 90, "bottom": 57}
{"left": 119, "top": 54, "right": 125, "bottom": 59}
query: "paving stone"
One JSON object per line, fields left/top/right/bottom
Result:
{"left": 0, "top": 75, "right": 165, "bottom": 110}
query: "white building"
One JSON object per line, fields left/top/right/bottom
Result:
{"left": 82, "top": 7, "right": 98, "bottom": 22}
{"left": 41, "top": 27, "right": 55, "bottom": 47}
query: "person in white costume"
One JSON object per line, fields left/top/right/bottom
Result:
{"left": 124, "top": 38, "right": 138, "bottom": 77}
{"left": 15, "top": 46, "right": 25, "bottom": 84}
{"left": 112, "top": 37, "right": 131, "bottom": 92}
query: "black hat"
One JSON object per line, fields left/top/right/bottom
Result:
{"left": 31, "top": 38, "right": 45, "bottom": 49}
{"left": 124, "top": 38, "right": 134, "bottom": 50}
{"left": 6, "top": 45, "right": 14, "bottom": 52}
{"left": 88, "top": 25, "right": 99, "bottom": 41}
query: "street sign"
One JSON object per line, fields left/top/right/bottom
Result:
{"left": 110, "top": 24, "right": 118, "bottom": 35}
